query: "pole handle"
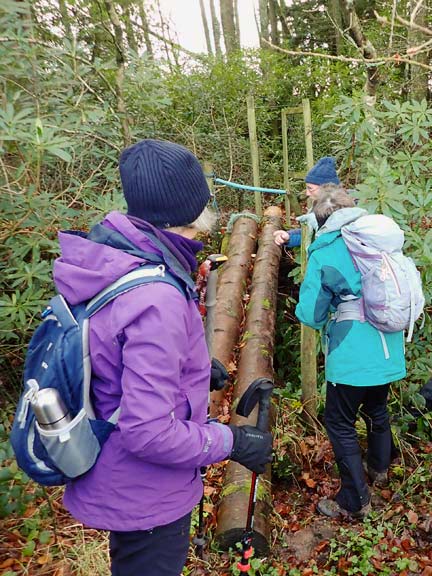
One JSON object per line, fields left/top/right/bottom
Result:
{"left": 236, "top": 377, "right": 273, "bottom": 432}
{"left": 256, "top": 388, "right": 272, "bottom": 432}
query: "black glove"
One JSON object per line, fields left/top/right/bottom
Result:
{"left": 210, "top": 358, "right": 229, "bottom": 392}
{"left": 228, "top": 424, "right": 273, "bottom": 474}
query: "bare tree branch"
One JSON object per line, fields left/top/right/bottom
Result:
{"left": 199, "top": 0, "right": 213, "bottom": 55}
{"left": 339, "top": 0, "right": 378, "bottom": 97}
{"left": 392, "top": 13, "right": 432, "bottom": 37}
{"left": 388, "top": 0, "right": 397, "bottom": 51}
{"left": 411, "top": 0, "right": 425, "bottom": 23}
{"left": 261, "top": 37, "right": 432, "bottom": 72}
{"left": 375, "top": 6, "right": 431, "bottom": 100}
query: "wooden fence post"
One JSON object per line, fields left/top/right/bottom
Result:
{"left": 300, "top": 98, "right": 317, "bottom": 424}
{"left": 281, "top": 107, "right": 302, "bottom": 217}
{"left": 281, "top": 109, "right": 291, "bottom": 225}
{"left": 302, "top": 98, "right": 314, "bottom": 169}
{"left": 247, "top": 95, "right": 263, "bottom": 217}
{"left": 203, "top": 160, "right": 213, "bottom": 196}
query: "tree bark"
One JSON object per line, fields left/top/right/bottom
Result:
{"left": 210, "top": 0, "right": 222, "bottom": 56}
{"left": 328, "top": 0, "right": 343, "bottom": 55}
{"left": 339, "top": 0, "right": 379, "bottom": 100}
{"left": 199, "top": 0, "right": 213, "bottom": 55}
{"left": 215, "top": 207, "right": 282, "bottom": 554}
{"left": 139, "top": 1, "right": 154, "bottom": 59}
{"left": 269, "top": 0, "right": 279, "bottom": 46}
{"left": 220, "top": 0, "right": 238, "bottom": 53}
{"left": 124, "top": 3, "right": 137, "bottom": 53}
{"left": 259, "top": 0, "right": 269, "bottom": 46}
{"left": 233, "top": 0, "right": 241, "bottom": 46}
{"left": 155, "top": 0, "right": 174, "bottom": 68}
{"left": 104, "top": 0, "right": 131, "bottom": 146}
{"left": 276, "top": 0, "right": 290, "bottom": 41}
{"left": 407, "top": 0, "right": 430, "bottom": 101}
{"left": 209, "top": 216, "right": 259, "bottom": 419}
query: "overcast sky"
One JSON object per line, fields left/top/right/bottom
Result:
{"left": 158, "top": 0, "right": 260, "bottom": 53}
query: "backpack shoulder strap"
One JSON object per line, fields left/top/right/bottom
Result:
{"left": 84, "top": 264, "right": 189, "bottom": 427}
{"left": 86, "top": 264, "right": 188, "bottom": 317}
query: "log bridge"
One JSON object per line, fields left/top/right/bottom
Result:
{"left": 209, "top": 206, "right": 283, "bottom": 554}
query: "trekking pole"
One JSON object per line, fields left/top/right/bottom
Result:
{"left": 235, "top": 377, "right": 274, "bottom": 573}
{"left": 193, "top": 253, "right": 228, "bottom": 558}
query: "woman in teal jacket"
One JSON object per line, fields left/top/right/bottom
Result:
{"left": 295, "top": 186, "right": 406, "bottom": 519}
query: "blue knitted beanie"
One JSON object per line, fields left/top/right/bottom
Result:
{"left": 119, "top": 139, "right": 210, "bottom": 228}
{"left": 305, "top": 156, "right": 340, "bottom": 185}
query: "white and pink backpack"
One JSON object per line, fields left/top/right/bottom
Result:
{"left": 339, "top": 214, "right": 424, "bottom": 343}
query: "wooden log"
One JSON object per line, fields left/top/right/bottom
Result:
{"left": 215, "top": 206, "right": 282, "bottom": 555}
{"left": 210, "top": 216, "right": 259, "bottom": 419}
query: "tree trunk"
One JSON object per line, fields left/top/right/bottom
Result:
{"left": 339, "top": 0, "right": 379, "bottom": 101}
{"left": 269, "top": 0, "right": 279, "bottom": 45}
{"left": 155, "top": 0, "right": 174, "bottom": 69}
{"left": 259, "top": 0, "right": 269, "bottom": 46}
{"left": 220, "top": 0, "right": 238, "bottom": 53}
{"left": 104, "top": 0, "right": 131, "bottom": 146}
{"left": 139, "top": 1, "right": 154, "bottom": 59}
{"left": 233, "top": 0, "right": 241, "bottom": 46}
{"left": 58, "top": 0, "right": 72, "bottom": 44}
{"left": 276, "top": 0, "right": 290, "bottom": 41}
{"left": 210, "top": 0, "right": 222, "bottom": 56}
{"left": 209, "top": 216, "right": 259, "bottom": 419}
{"left": 199, "top": 0, "right": 213, "bottom": 55}
{"left": 215, "top": 207, "right": 282, "bottom": 554}
{"left": 407, "top": 0, "right": 430, "bottom": 101}
{"left": 328, "top": 0, "right": 342, "bottom": 55}
{"left": 124, "top": 4, "right": 137, "bottom": 53}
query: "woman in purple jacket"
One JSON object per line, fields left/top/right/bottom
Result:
{"left": 54, "top": 140, "right": 272, "bottom": 576}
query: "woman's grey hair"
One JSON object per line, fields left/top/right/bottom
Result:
{"left": 190, "top": 206, "right": 218, "bottom": 233}
{"left": 312, "top": 184, "right": 355, "bottom": 228}
{"left": 168, "top": 206, "right": 217, "bottom": 234}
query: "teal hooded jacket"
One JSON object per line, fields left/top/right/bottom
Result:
{"left": 295, "top": 208, "right": 406, "bottom": 386}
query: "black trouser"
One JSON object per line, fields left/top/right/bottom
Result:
{"left": 109, "top": 512, "right": 192, "bottom": 576}
{"left": 324, "top": 382, "right": 391, "bottom": 512}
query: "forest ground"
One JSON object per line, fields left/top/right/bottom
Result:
{"left": 1, "top": 405, "right": 431, "bottom": 576}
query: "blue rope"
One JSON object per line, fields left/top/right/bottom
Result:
{"left": 213, "top": 177, "right": 286, "bottom": 195}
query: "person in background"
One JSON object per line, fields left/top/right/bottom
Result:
{"left": 54, "top": 139, "right": 273, "bottom": 575}
{"left": 273, "top": 156, "right": 341, "bottom": 248}
{"left": 295, "top": 185, "right": 406, "bottom": 519}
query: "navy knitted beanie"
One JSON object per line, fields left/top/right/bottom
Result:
{"left": 305, "top": 156, "right": 340, "bottom": 185}
{"left": 119, "top": 139, "right": 210, "bottom": 228}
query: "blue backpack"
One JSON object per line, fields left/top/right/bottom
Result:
{"left": 10, "top": 261, "right": 190, "bottom": 486}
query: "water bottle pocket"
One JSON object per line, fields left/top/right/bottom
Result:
{"left": 36, "top": 409, "right": 100, "bottom": 478}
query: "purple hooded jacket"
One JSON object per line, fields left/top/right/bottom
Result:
{"left": 54, "top": 211, "right": 233, "bottom": 531}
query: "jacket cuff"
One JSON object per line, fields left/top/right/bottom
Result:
{"left": 286, "top": 228, "right": 301, "bottom": 247}
{"left": 210, "top": 422, "right": 234, "bottom": 457}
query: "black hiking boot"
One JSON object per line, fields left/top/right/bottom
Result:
{"left": 362, "top": 460, "right": 389, "bottom": 488}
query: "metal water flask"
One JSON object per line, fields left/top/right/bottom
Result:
{"left": 31, "top": 387, "right": 73, "bottom": 430}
